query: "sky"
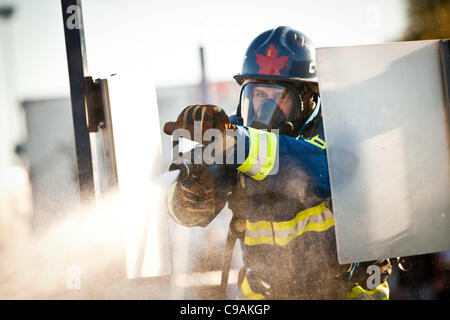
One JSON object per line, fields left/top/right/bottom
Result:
{"left": 0, "top": 0, "right": 408, "bottom": 100}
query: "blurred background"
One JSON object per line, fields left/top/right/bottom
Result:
{"left": 0, "top": 0, "right": 448, "bottom": 299}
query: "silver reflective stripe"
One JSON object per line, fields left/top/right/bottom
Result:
{"left": 370, "top": 287, "right": 389, "bottom": 300}
{"left": 237, "top": 128, "right": 278, "bottom": 180}
{"left": 353, "top": 291, "right": 371, "bottom": 300}
{"left": 245, "top": 207, "right": 334, "bottom": 246}
{"left": 246, "top": 132, "right": 267, "bottom": 176}
{"left": 245, "top": 227, "right": 273, "bottom": 240}
{"left": 277, "top": 209, "right": 333, "bottom": 238}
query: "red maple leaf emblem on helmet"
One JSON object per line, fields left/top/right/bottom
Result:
{"left": 256, "top": 43, "right": 289, "bottom": 75}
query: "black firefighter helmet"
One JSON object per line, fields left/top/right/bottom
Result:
{"left": 235, "top": 26, "right": 319, "bottom": 136}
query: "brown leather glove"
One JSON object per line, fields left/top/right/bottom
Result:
{"left": 171, "top": 170, "right": 218, "bottom": 227}
{"left": 163, "top": 105, "right": 236, "bottom": 145}
{"left": 165, "top": 105, "right": 233, "bottom": 226}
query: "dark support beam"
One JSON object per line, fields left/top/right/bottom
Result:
{"left": 61, "top": 0, "right": 95, "bottom": 203}
{"left": 440, "top": 40, "right": 450, "bottom": 114}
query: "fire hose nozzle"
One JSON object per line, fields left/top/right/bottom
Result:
{"left": 169, "top": 159, "right": 190, "bottom": 182}
{"left": 169, "top": 145, "right": 210, "bottom": 182}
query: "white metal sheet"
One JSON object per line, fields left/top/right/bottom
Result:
{"left": 106, "top": 69, "right": 172, "bottom": 278}
{"left": 316, "top": 40, "right": 450, "bottom": 264}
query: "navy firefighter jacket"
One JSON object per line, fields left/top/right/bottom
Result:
{"left": 222, "top": 110, "right": 349, "bottom": 299}
{"left": 169, "top": 106, "right": 352, "bottom": 299}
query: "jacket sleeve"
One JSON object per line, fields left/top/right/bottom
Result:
{"left": 231, "top": 125, "right": 331, "bottom": 202}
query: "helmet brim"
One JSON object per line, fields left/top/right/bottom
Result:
{"left": 233, "top": 74, "right": 318, "bottom": 86}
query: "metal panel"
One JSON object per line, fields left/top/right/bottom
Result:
{"left": 316, "top": 40, "right": 450, "bottom": 264}
{"left": 105, "top": 70, "right": 171, "bottom": 279}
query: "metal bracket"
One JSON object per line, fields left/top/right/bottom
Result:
{"left": 83, "top": 76, "right": 106, "bottom": 132}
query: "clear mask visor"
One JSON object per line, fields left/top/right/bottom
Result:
{"left": 240, "top": 83, "right": 297, "bottom": 129}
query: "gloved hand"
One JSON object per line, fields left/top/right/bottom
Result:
{"left": 165, "top": 105, "right": 233, "bottom": 226}
{"left": 171, "top": 169, "right": 218, "bottom": 227}
{"left": 163, "top": 105, "right": 236, "bottom": 145}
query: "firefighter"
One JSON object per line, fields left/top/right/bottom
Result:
{"left": 164, "top": 26, "right": 392, "bottom": 299}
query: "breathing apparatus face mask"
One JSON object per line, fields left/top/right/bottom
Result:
{"left": 239, "top": 83, "right": 299, "bottom": 131}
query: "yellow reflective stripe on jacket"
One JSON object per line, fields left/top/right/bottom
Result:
{"left": 252, "top": 131, "right": 277, "bottom": 180}
{"left": 237, "top": 277, "right": 265, "bottom": 300}
{"left": 244, "top": 202, "right": 334, "bottom": 246}
{"left": 347, "top": 282, "right": 389, "bottom": 300}
{"left": 237, "top": 128, "right": 259, "bottom": 173}
{"left": 246, "top": 202, "right": 329, "bottom": 231}
{"left": 301, "top": 134, "right": 326, "bottom": 149}
{"left": 237, "top": 128, "right": 278, "bottom": 180}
